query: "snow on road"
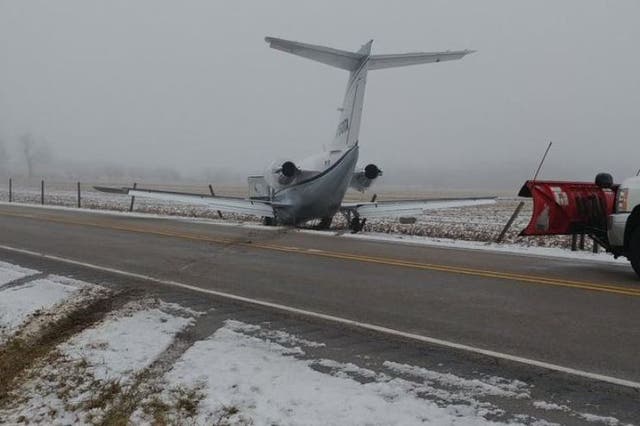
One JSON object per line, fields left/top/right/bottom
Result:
{"left": 0, "top": 273, "right": 93, "bottom": 343}
{"left": 60, "top": 300, "right": 195, "bottom": 382}
{"left": 137, "top": 320, "right": 561, "bottom": 426}
{"left": 0, "top": 259, "right": 38, "bottom": 286}
{"left": 147, "top": 323, "right": 510, "bottom": 426}
{"left": 136, "top": 320, "right": 630, "bottom": 426}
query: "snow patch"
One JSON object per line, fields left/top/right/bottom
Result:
{"left": 0, "top": 260, "right": 38, "bottom": 286}
{"left": 0, "top": 299, "right": 197, "bottom": 425}
{"left": 225, "top": 319, "right": 325, "bottom": 348}
{"left": 60, "top": 299, "right": 194, "bottom": 381}
{"left": 578, "top": 412, "right": 624, "bottom": 425}
{"left": 0, "top": 275, "right": 81, "bottom": 343}
{"left": 532, "top": 401, "right": 570, "bottom": 412}
{"left": 154, "top": 325, "right": 520, "bottom": 425}
{"left": 312, "top": 358, "right": 385, "bottom": 380}
{"left": 384, "top": 361, "right": 530, "bottom": 399}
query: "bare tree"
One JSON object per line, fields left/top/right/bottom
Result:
{"left": 0, "top": 137, "right": 7, "bottom": 175}
{"left": 19, "top": 133, "right": 51, "bottom": 178}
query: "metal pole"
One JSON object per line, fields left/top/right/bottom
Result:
{"left": 129, "top": 182, "right": 137, "bottom": 212}
{"left": 533, "top": 141, "right": 553, "bottom": 181}
{"left": 77, "top": 182, "right": 81, "bottom": 208}
{"left": 579, "top": 233, "right": 585, "bottom": 250}
{"left": 571, "top": 234, "right": 578, "bottom": 251}
{"left": 8, "top": 178, "right": 12, "bottom": 203}
{"left": 496, "top": 201, "right": 525, "bottom": 243}
{"left": 41, "top": 180, "right": 44, "bottom": 205}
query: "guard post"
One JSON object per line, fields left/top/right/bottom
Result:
{"left": 129, "top": 182, "right": 137, "bottom": 212}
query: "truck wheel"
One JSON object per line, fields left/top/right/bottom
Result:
{"left": 630, "top": 227, "right": 640, "bottom": 279}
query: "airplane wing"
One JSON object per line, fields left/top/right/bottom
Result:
{"left": 94, "top": 186, "right": 276, "bottom": 217}
{"left": 340, "top": 197, "right": 496, "bottom": 218}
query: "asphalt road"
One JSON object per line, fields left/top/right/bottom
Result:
{"left": 1, "top": 203, "right": 639, "bottom": 385}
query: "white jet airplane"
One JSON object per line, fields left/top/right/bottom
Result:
{"left": 97, "top": 37, "right": 495, "bottom": 232}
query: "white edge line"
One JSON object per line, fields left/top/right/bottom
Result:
{"left": 1, "top": 242, "right": 639, "bottom": 390}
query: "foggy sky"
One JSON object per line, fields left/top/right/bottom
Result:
{"left": 1, "top": 0, "right": 639, "bottom": 190}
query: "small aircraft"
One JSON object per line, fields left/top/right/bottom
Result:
{"left": 97, "top": 37, "right": 495, "bottom": 232}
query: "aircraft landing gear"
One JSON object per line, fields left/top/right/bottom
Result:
{"left": 349, "top": 216, "right": 366, "bottom": 233}
{"left": 317, "top": 216, "right": 333, "bottom": 230}
{"left": 262, "top": 216, "right": 276, "bottom": 226}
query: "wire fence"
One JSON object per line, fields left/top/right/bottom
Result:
{"left": 0, "top": 177, "right": 599, "bottom": 250}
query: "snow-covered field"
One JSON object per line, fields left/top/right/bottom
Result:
{"left": 0, "top": 181, "right": 592, "bottom": 252}
{"left": 0, "top": 260, "right": 632, "bottom": 425}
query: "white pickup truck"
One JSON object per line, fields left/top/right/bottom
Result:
{"left": 607, "top": 176, "right": 640, "bottom": 277}
{"left": 519, "top": 174, "right": 640, "bottom": 279}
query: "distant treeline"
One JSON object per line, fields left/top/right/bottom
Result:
{"left": 0, "top": 132, "right": 247, "bottom": 184}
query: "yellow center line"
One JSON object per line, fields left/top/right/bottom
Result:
{"left": 251, "top": 242, "right": 640, "bottom": 297}
{"left": 1, "top": 209, "right": 640, "bottom": 297}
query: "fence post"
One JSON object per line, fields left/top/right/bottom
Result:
{"left": 496, "top": 201, "right": 525, "bottom": 243}
{"left": 77, "top": 182, "right": 81, "bottom": 208}
{"left": 129, "top": 182, "right": 137, "bottom": 212}
{"left": 41, "top": 180, "right": 44, "bottom": 205}
{"left": 209, "top": 184, "right": 223, "bottom": 218}
{"left": 8, "top": 178, "right": 12, "bottom": 203}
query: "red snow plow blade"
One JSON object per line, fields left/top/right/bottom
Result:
{"left": 518, "top": 180, "right": 617, "bottom": 236}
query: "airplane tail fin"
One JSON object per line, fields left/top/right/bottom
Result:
{"left": 265, "top": 37, "right": 474, "bottom": 149}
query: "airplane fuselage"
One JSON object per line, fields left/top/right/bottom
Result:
{"left": 271, "top": 145, "right": 359, "bottom": 224}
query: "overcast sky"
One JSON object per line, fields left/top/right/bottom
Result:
{"left": 1, "top": 0, "right": 639, "bottom": 189}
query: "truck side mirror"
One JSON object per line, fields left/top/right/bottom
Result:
{"left": 595, "top": 173, "right": 614, "bottom": 189}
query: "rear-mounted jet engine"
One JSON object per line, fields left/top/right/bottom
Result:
{"left": 350, "top": 164, "right": 383, "bottom": 192}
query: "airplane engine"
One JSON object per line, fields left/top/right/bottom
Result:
{"left": 364, "top": 164, "right": 382, "bottom": 180}
{"left": 350, "top": 163, "right": 383, "bottom": 192}
{"left": 265, "top": 159, "right": 301, "bottom": 188}
{"left": 281, "top": 161, "right": 298, "bottom": 178}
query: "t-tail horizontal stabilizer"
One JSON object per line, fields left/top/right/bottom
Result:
{"left": 264, "top": 36, "right": 474, "bottom": 71}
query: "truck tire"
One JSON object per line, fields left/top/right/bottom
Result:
{"left": 630, "top": 227, "right": 640, "bottom": 279}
